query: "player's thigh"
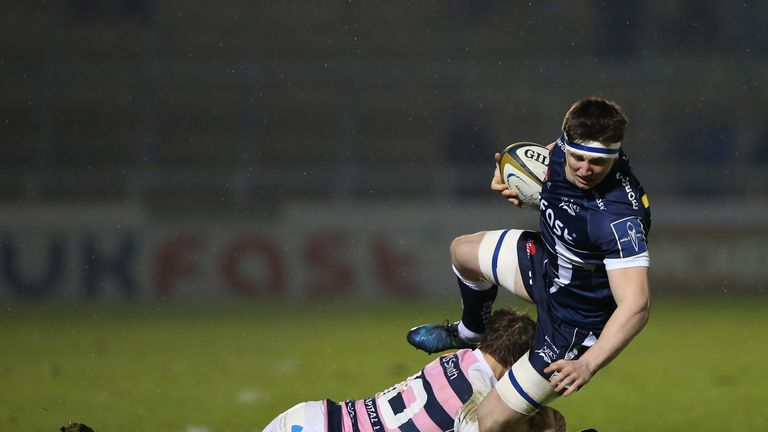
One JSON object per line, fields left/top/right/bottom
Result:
{"left": 263, "top": 401, "right": 326, "bottom": 432}
{"left": 476, "top": 229, "right": 532, "bottom": 303}
{"left": 491, "top": 353, "right": 559, "bottom": 421}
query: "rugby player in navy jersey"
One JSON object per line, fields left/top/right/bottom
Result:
{"left": 407, "top": 97, "right": 651, "bottom": 432}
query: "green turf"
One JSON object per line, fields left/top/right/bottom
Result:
{"left": 1, "top": 296, "right": 766, "bottom": 432}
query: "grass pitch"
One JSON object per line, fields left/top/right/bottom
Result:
{"left": 1, "top": 296, "right": 766, "bottom": 432}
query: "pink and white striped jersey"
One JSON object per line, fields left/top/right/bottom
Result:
{"left": 325, "top": 348, "right": 496, "bottom": 432}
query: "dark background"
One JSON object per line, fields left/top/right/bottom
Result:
{"left": 3, "top": 1, "right": 767, "bottom": 213}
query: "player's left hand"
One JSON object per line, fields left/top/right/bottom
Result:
{"left": 543, "top": 359, "right": 595, "bottom": 397}
{"left": 491, "top": 152, "right": 523, "bottom": 207}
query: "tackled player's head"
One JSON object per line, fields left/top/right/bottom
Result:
{"left": 561, "top": 97, "right": 628, "bottom": 145}
{"left": 477, "top": 307, "right": 535, "bottom": 370}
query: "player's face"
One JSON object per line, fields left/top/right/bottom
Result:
{"left": 564, "top": 151, "right": 615, "bottom": 190}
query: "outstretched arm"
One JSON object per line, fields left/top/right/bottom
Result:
{"left": 545, "top": 266, "right": 650, "bottom": 395}
{"left": 475, "top": 394, "right": 566, "bottom": 432}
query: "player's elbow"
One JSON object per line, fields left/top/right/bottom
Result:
{"left": 637, "top": 284, "right": 651, "bottom": 317}
{"left": 632, "top": 291, "right": 651, "bottom": 329}
{"left": 639, "top": 298, "right": 651, "bottom": 327}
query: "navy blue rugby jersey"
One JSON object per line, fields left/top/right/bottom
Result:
{"left": 537, "top": 135, "right": 651, "bottom": 330}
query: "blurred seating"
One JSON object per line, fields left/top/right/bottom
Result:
{"left": 1, "top": 0, "right": 767, "bottom": 213}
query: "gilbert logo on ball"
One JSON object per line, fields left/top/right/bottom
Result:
{"left": 499, "top": 142, "right": 549, "bottom": 208}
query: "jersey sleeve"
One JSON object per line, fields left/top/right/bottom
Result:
{"left": 595, "top": 215, "right": 650, "bottom": 270}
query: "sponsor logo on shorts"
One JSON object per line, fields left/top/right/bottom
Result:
{"left": 535, "top": 346, "right": 558, "bottom": 364}
{"left": 525, "top": 240, "right": 537, "bottom": 256}
{"left": 535, "top": 335, "right": 561, "bottom": 364}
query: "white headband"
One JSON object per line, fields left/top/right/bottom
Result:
{"left": 562, "top": 134, "right": 621, "bottom": 159}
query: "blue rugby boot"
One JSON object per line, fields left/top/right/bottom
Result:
{"left": 407, "top": 320, "right": 477, "bottom": 354}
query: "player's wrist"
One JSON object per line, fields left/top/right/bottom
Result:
{"left": 578, "top": 353, "right": 602, "bottom": 376}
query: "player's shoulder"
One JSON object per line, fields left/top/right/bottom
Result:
{"left": 587, "top": 181, "right": 651, "bottom": 248}
{"left": 548, "top": 138, "right": 566, "bottom": 162}
{"left": 593, "top": 156, "right": 649, "bottom": 218}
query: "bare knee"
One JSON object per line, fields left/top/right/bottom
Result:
{"left": 450, "top": 232, "right": 485, "bottom": 280}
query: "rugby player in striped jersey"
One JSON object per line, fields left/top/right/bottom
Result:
{"left": 263, "top": 307, "right": 566, "bottom": 432}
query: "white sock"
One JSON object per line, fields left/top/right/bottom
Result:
{"left": 457, "top": 321, "right": 483, "bottom": 343}
{"left": 452, "top": 265, "right": 494, "bottom": 291}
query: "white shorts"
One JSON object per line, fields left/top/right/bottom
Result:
{"left": 263, "top": 401, "right": 326, "bottom": 432}
{"left": 494, "top": 351, "right": 559, "bottom": 415}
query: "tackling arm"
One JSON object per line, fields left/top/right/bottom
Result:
{"left": 544, "top": 266, "right": 650, "bottom": 395}
{"left": 476, "top": 393, "right": 566, "bottom": 432}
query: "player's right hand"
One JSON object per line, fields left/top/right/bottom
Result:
{"left": 491, "top": 152, "right": 523, "bottom": 207}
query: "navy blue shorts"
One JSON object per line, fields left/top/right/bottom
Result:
{"left": 516, "top": 231, "right": 600, "bottom": 379}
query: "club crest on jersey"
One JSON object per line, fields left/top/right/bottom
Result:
{"left": 610, "top": 217, "right": 647, "bottom": 256}
{"left": 558, "top": 198, "right": 581, "bottom": 216}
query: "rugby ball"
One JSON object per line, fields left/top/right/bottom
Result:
{"left": 499, "top": 142, "right": 549, "bottom": 208}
